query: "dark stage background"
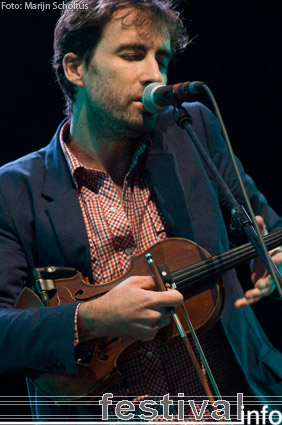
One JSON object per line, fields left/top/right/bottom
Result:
{"left": 0, "top": 1, "right": 282, "bottom": 419}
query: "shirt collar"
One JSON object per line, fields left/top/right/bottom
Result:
{"left": 59, "top": 120, "right": 151, "bottom": 188}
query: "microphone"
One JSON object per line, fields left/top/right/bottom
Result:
{"left": 142, "top": 81, "right": 204, "bottom": 113}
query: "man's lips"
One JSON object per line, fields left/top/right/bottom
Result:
{"left": 132, "top": 97, "right": 154, "bottom": 115}
{"left": 132, "top": 95, "right": 154, "bottom": 117}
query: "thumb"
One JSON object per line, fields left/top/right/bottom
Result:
{"left": 255, "top": 215, "right": 268, "bottom": 235}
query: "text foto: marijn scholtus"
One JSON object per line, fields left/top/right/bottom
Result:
{"left": 1, "top": 2, "right": 89, "bottom": 11}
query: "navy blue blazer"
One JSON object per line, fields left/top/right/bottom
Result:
{"left": 0, "top": 102, "right": 282, "bottom": 414}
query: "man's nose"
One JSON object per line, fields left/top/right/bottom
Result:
{"left": 141, "top": 57, "right": 166, "bottom": 85}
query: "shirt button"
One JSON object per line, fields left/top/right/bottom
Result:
{"left": 125, "top": 247, "right": 134, "bottom": 255}
{"left": 146, "top": 351, "right": 153, "bottom": 359}
{"left": 109, "top": 206, "right": 117, "bottom": 213}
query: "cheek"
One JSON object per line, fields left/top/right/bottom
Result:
{"left": 101, "top": 66, "right": 132, "bottom": 90}
{"left": 162, "top": 75, "right": 168, "bottom": 85}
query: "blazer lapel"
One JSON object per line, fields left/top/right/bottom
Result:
{"left": 40, "top": 128, "right": 92, "bottom": 280}
{"left": 144, "top": 131, "right": 194, "bottom": 240}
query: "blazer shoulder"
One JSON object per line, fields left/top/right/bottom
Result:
{"left": 0, "top": 147, "right": 47, "bottom": 176}
{"left": 156, "top": 101, "right": 214, "bottom": 131}
{"left": 0, "top": 147, "right": 49, "bottom": 200}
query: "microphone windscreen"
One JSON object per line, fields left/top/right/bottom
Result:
{"left": 142, "top": 83, "right": 168, "bottom": 114}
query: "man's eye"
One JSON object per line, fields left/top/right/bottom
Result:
{"left": 158, "top": 62, "right": 168, "bottom": 72}
{"left": 121, "top": 54, "right": 143, "bottom": 61}
{"left": 156, "top": 57, "right": 169, "bottom": 70}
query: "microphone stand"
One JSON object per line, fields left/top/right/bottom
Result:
{"left": 173, "top": 103, "right": 282, "bottom": 299}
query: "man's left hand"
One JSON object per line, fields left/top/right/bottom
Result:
{"left": 235, "top": 216, "right": 282, "bottom": 309}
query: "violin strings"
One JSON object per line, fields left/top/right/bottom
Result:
{"left": 172, "top": 230, "right": 282, "bottom": 289}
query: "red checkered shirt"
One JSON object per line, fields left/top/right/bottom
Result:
{"left": 60, "top": 122, "right": 168, "bottom": 284}
{"left": 60, "top": 121, "right": 251, "bottom": 418}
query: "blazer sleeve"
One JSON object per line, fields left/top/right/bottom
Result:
{"left": 0, "top": 188, "right": 78, "bottom": 375}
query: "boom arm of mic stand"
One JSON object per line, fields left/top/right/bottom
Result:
{"left": 173, "top": 104, "right": 282, "bottom": 299}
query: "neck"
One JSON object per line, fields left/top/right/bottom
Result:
{"left": 68, "top": 113, "right": 143, "bottom": 187}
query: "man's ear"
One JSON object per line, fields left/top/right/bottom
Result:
{"left": 63, "top": 53, "right": 84, "bottom": 87}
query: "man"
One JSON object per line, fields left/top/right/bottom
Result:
{"left": 0, "top": 0, "right": 282, "bottom": 421}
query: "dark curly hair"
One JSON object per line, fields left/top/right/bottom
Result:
{"left": 52, "top": 0, "right": 189, "bottom": 115}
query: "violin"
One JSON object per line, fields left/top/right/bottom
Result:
{"left": 14, "top": 230, "right": 282, "bottom": 401}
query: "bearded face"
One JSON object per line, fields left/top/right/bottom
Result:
{"left": 79, "top": 8, "right": 171, "bottom": 138}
